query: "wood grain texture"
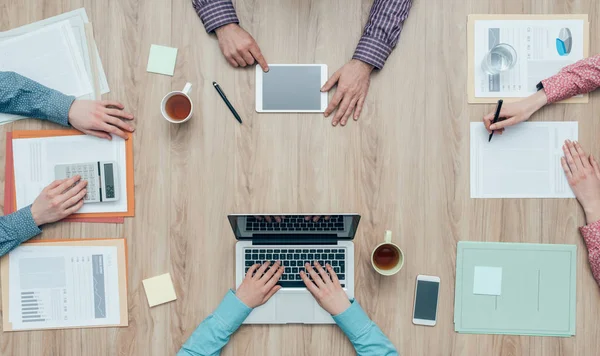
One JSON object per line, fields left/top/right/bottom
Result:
{"left": 1, "top": 0, "right": 600, "bottom": 355}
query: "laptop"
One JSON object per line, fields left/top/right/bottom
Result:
{"left": 228, "top": 214, "right": 360, "bottom": 324}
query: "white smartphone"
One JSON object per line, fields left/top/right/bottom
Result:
{"left": 412, "top": 275, "right": 440, "bottom": 326}
{"left": 255, "top": 64, "right": 328, "bottom": 113}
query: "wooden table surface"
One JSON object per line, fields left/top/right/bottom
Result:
{"left": 2, "top": 0, "right": 600, "bottom": 355}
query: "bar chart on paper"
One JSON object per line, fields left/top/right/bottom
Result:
{"left": 7, "top": 246, "right": 122, "bottom": 330}
{"left": 20, "top": 291, "right": 48, "bottom": 323}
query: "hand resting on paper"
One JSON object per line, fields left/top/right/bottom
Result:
{"left": 30, "top": 176, "right": 88, "bottom": 226}
{"left": 561, "top": 140, "right": 600, "bottom": 224}
{"left": 68, "top": 100, "right": 135, "bottom": 140}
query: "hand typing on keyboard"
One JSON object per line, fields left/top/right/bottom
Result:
{"left": 300, "top": 261, "right": 351, "bottom": 316}
{"left": 236, "top": 260, "right": 284, "bottom": 308}
{"left": 30, "top": 176, "right": 88, "bottom": 226}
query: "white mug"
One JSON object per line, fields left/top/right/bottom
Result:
{"left": 371, "top": 230, "right": 405, "bottom": 276}
{"left": 161, "top": 82, "right": 193, "bottom": 123}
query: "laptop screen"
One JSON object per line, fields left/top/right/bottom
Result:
{"left": 227, "top": 214, "right": 360, "bottom": 240}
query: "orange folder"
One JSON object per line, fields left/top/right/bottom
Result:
{"left": 4, "top": 133, "right": 121, "bottom": 222}
{"left": 5, "top": 130, "right": 134, "bottom": 220}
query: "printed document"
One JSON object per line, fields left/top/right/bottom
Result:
{"left": 0, "top": 8, "right": 109, "bottom": 98}
{"left": 8, "top": 245, "right": 121, "bottom": 330}
{"left": 473, "top": 19, "right": 585, "bottom": 98}
{"left": 470, "top": 122, "right": 577, "bottom": 198}
{"left": 12, "top": 135, "right": 128, "bottom": 213}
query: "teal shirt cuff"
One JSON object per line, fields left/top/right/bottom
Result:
{"left": 44, "top": 90, "right": 74, "bottom": 127}
{"left": 332, "top": 300, "right": 372, "bottom": 340}
{"left": 14, "top": 206, "right": 42, "bottom": 241}
{"left": 213, "top": 289, "right": 252, "bottom": 331}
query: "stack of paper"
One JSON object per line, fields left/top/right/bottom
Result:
{"left": 470, "top": 122, "right": 578, "bottom": 198}
{"left": 0, "top": 8, "right": 109, "bottom": 124}
{"left": 1, "top": 239, "right": 128, "bottom": 331}
{"left": 454, "top": 241, "right": 577, "bottom": 337}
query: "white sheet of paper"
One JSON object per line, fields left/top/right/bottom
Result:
{"left": 8, "top": 245, "right": 121, "bottom": 330}
{"left": 473, "top": 266, "right": 503, "bottom": 295}
{"left": 13, "top": 135, "right": 128, "bottom": 213}
{"left": 0, "top": 8, "right": 109, "bottom": 97}
{"left": 473, "top": 19, "right": 585, "bottom": 98}
{"left": 470, "top": 122, "right": 577, "bottom": 198}
{"left": 0, "top": 8, "right": 109, "bottom": 125}
{"left": 0, "top": 21, "right": 92, "bottom": 97}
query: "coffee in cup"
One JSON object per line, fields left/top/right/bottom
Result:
{"left": 371, "top": 230, "right": 404, "bottom": 276}
{"left": 161, "top": 83, "right": 193, "bottom": 123}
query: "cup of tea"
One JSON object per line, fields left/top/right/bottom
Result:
{"left": 371, "top": 230, "right": 404, "bottom": 276}
{"left": 161, "top": 82, "right": 193, "bottom": 123}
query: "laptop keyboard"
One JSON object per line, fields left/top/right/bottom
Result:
{"left": 244, "top": 247, "right": 346, "bottom": 288}
{"left": 245, "top": 215, "right": 345, "bottom": 232}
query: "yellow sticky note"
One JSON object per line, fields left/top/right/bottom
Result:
{"left": 143, "top": 273, "right": 177, "bottom": 307}
{"left": 146, "top": 44, "right": 178, "bottom": 76}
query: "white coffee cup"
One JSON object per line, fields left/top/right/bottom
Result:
{"left": 371, "top": 230, "right": 405, "bottom": 276}
{"left": 161, "top": 82, "right": 193, "bottom": 123}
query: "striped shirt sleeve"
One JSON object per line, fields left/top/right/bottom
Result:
{"left": 353, "top": 0, "right": 413, "bottom": 70}
{"left": 191, "top": 0, "right": 240, "bottom": 33}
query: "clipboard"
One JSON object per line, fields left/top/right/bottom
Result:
{"left": 1, "top": 238, "right": 129, "bottom": 331}
{"left": 4, "top": 132, "right": 124, "bottom": 223}
{"left": 454, "top": 241, "right": 577, "bottom": 336}
{"left": 467, "top": 14, "right": 590, "bottom": 104}
{"left": 9, "top": 130, "right": 135, "bottom": 218}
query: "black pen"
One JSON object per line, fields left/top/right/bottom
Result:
{"left": 488, "top": 99, "right": 503, "bottom": 142}
{"left": 213, "top": 81, "right": 242, "bottom": 124}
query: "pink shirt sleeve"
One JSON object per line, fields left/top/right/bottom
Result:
{"left": 541, "top": 55, "right": 600, "bottom": 103}
{"left": 579, "top": 219, "right": 600, "bottom": 287}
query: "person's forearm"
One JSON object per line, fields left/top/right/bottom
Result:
{"left": 177, "top": 290, "right": 251, "bottom": 356}
{"left": 0, "top": 206, "right": 42, "bottom": 257}
{"left": 0, "top": 71, "right": 73, "bottom": 126}
{"left": 579, "top": 220, "right": 600, "bottom": 287}
{"left": 333, "top": 301, "right": 399, "bottom": 356}
{"left": 353, "top": 0, "right": 413, "bottom": 70}
{"left": 541, "top": 55, "right": 600, "bottom": 103}
{"left": 191, "top": 0, "right": 239, "bottom": 33}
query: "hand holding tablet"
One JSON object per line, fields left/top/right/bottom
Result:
{"left": 255, "top": 61, "right": 374, "bottom": 127}
{"left": 322, "top": 59, "right": 374, "bottom": 126}
{"left": 256, "top": 64, "right": 328, "bottom": 113}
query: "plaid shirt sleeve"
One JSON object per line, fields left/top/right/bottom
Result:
{"left": 191, "top": 0, "right": 240, "bottom": 33}
{"left": 353, "top": 0, "right": 413, "bottom": 70}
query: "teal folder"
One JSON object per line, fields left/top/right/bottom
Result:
{"left": 454, "top": 242, "right": 576, "bottom": 337}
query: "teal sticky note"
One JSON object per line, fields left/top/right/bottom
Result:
{"left": 147, "top": 44, "right": 178, "bottom": 76}
{"left": 473, "top": 266, "right": 502, "bottom": 295}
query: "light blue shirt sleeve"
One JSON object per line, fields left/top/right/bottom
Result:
{"left": 177, "top": 290, "right": 252, "bottom": 356}
{"left": 0, "top": 206, "right": 42, "bottom": 257}
{"left": 0, "top": 71, "right": 75, "bottom": 126}
{"left": 177, "top": 293, "right": 398, "bottom": 356}
{"left": 333, "top": 300, "right": 399, "bottom": 355}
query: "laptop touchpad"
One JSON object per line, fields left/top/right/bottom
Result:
{"left": 276, "top": 293, "right": 314, "bottom": 322}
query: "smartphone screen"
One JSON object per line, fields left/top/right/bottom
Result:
{"left": 414, "top": 280, "right": 440, "bottom": 321}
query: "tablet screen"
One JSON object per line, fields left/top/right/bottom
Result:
{"left": 262, "top": 66, "right": 322, "bottom": 110}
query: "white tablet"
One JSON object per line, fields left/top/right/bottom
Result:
{"left": 256, "top": 64, "right": 328, "bottom": 112}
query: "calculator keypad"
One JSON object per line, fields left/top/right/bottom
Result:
{"left": 64, "top": 163, "right": 100, "bottom": 202}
